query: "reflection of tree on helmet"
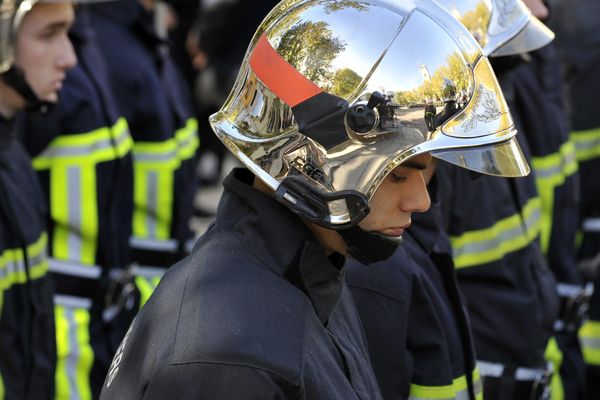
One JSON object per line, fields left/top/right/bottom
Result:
{"left": 210, "top": 0, "right": 530, "bottom": 264}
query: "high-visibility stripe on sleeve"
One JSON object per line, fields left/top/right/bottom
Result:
{"left": 32, "top": 118, "right": 132, "bottom": 266}
{"left": 531, "top": 140, "right": 578, "bottom": 254}
{"left": 249, "top": 34, "right": 322, "bottom": 107}
{"left": 580, "top": 320, "right": 600, "bottom": 366}
{"left": 176, "top": 118, "right": 200, "bottom": 161}
{"left": 54, "top": 295, "right": 94, "bottom": 400}
{"left": 0, "top": 233, "right": 49, "bottom": 302}
{"left": 450, "top": 197, "right": 541, "bottom": 268}
{"left": 545, "top": 336, "right": 565, "bottom": 400}
{"left": 409, "top": 373, "right": 474, "bottom": 400}
{"left": 571, "top": 126, "right": 600, "bottom": 162}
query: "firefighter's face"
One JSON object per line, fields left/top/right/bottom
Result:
{"left": 358, "top": 153, "right": 432, "bottom": 238}
{"left": 16, "top": 2, "right": 77, "bottom": 104}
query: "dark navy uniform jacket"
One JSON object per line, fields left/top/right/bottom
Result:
{"left": 436, "top": 138, "right": 559, "bottom": 370}
{"left": 89, "top": 0, "right": 198, "bottom": 267}
{"left": 492, "top": 48, "right": 585, "bottom": 399}
{"left": 0, "top": 118, "right": 55, "bottom": 399}
{"left": 100, "top": 169, "right": 383, "bottom": 400}
{"left": 346, "top": 182, "right": 480, "bottom": 400}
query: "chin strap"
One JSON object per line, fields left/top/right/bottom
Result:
{"left": 1, "top": 66, "right": 54, "bottom": 114}
{"left": 339, "top": 225, "right": 402, "bottom": 265}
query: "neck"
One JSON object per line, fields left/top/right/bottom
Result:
{"left": 0, "top": 80, "right": 26, "bottom": 119}
{"left": 252, "top": 176, "right": 346, "bottom": 256}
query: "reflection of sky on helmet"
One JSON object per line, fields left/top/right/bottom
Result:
{"left": 433, "top": 0, "right": 492, "bottom": 20}
{"left": 360, "top": 10, "right": 469, "bottom": 94}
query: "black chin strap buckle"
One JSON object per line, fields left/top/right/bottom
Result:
{"left": 274, "top": 176, "right": 369, "bottom": 229}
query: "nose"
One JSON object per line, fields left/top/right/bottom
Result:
{"left": 400, "top": 171, "right": 431, "bottom": 213}
{"left": 57, "top": 35, "right": 77, "bottom": 70}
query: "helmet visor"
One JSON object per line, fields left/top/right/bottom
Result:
{"left": 489, "top": 16, "right": 554, "bottom": 56}
{"left": 432, "top": 136, "right": 530, "bottom": 177}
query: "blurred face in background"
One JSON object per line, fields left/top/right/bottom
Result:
{"left": 15, "top": 2, "right": 77, "bottom": 104}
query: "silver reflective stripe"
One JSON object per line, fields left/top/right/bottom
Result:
{"left": 533, "top": 163, "right": 561, "bottom": 180}
{"left": 67, "top": 167, "right": 83, "bottom": 261}
{"left": 54, "top": 294, "right": 92, "bottom": 309}
{"left": 66, "top": 307, "right": 80, "bottom": 400}
{"left": 49, "top": 259, "right": 102, "bottom": 279}
{"left": 38, "top": 138, "right": 113, "bottom": 159}
{"left": 583, "top": 218, "right": 600, "bottom": 232}
{"left": 581, "top": 337, "right": 600, "bottom": 350}
{"left": 134, "top": 149, "right": 178, "bottom": 163}
{"left": 129, "top": 237, "right": 178, "bottom": 252}
{"left": 574, "top": 134, "right": 600, "bottom": 152}
{"left": 456, "top": 223, "right": 524, "bottom": 255}
{"left": 454, "top": 208, "right": 538, "bottom": 257}
{"left": 556, "top": 283, "right": 589, "bottom": 297}
{"left": 477, "top": 360, "right": 552, "bottom": 381}
{"left": 132, "top": 265, "right": 167, "bottom": 279}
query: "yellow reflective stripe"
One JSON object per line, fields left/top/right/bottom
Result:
{"left": 545, "top": 337, "right": 564, "bottom": 400}
{"left": 32, "top": 118, "right": 133, "bottom": 169}
{"left": 409, "top": 374, "right": 471, "bottom": 400}
{"left": 531, "top": 141, "right": 578, "bottom": 254}
{"left": 50, "top": 162, "right": 98, "bottom": 265}
{"left": 176, "top": 118, "right": 200, "bottom": 161}
{"left": 472, "top": 368, "right": 483, "bottom": 400}
{"left": 451, "top": 197, "right": 541, "bottom": 268}
{"left": 571, "top": 126, "right": 600, "bottom": 162}
{"left": 33, "top": 118, "right": 132, "bottom": 266}
{"left": 135, "top": 276, "right": 155, "bottom": 308}
{"left": 0, "top": 372, "right": 4, "bottom": 400}
{"left": 54, "top": 302, "right": 94, "bottom": 400}
{"left": 0, "top": 233, "right": 49, "bottom": 292}
{"left": 580, "top": 320, "right": 600, "bottom": 366}
{"left": 132, "top": 163, "right": 174, "bottom": 241}
{"left": 131, "top": 119, "right": 197, "bottom": 244}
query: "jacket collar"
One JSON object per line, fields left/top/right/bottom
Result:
{"left": 218, "top": 168, "right": 345, "bottom": 324}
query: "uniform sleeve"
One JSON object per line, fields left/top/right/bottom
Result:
{"left": 142, "top": 363, "right": 299, "bottom": 400}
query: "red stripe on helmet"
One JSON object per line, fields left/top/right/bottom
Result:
{"left": 249, "top": 34, "right": 322, "bottom": 107}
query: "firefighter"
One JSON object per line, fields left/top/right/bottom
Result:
{"left": 432, "top": 0, "right": 573, "bottom": 398}
{"left": 345, "top": 2, "right": 556, "bottom": 399}
{"left": 99, "top": 1, "right": 532, "bottom": 398}
{"left": 548, "top": 0, "right": 600, "bottom": 397}
{"left": 0, "top": 0, "right": 77, "bottom": 398}
{"left": 88, "top": 0, "right": 200, "bottom": 305}
{"left": 20, "top": 2, "right": 138, "bottom": 398}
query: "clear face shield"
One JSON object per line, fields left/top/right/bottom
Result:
{"left": 211, "top": 0, "right": 530, "bottom": 229}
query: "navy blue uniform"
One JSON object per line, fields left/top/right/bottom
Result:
{"left": 548, "top": 2, "right": 600, "bottom": 397}
{"left": 100, "top": 168, "right": 383, "bottom": 400}
{"left": 492, "top": 47, "right": 585, "bottom": 399}
{"left": 436, "top": 128, "right": 560, "bottom": 398}
{"left": 22, "top": 10, "right": 136, "bottom": 399}
{"left": 89, "top": 0, "right": 199, "bottom": 280}
{"left": 346, "top": 182, "right": 482, "bottom": 400}
{"left": 0, "top": 117, "right": 55, "bottom": 399}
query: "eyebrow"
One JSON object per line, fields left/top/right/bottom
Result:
{"left": 398, "top": 160, "right": 429, "bottom": 171}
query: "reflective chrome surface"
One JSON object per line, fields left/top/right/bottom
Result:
{"left": 210, "top": 0, "right": 530, "bottom": 226}
{"left": 434, "top": 0, "right": 553, "bottom": 56}
{"left": 0, "top": 0, "right": 36, "bottom": 73}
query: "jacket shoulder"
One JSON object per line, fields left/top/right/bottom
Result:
{"left": 168, "top": 228, "right": 311, "bottom": 386}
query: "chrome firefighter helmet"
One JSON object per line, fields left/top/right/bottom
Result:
{"left": 210, "top": 0, "right": 530, "bottom": 230}
{"left": 434, "top": 0, "right": 554, "bottom": 56}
